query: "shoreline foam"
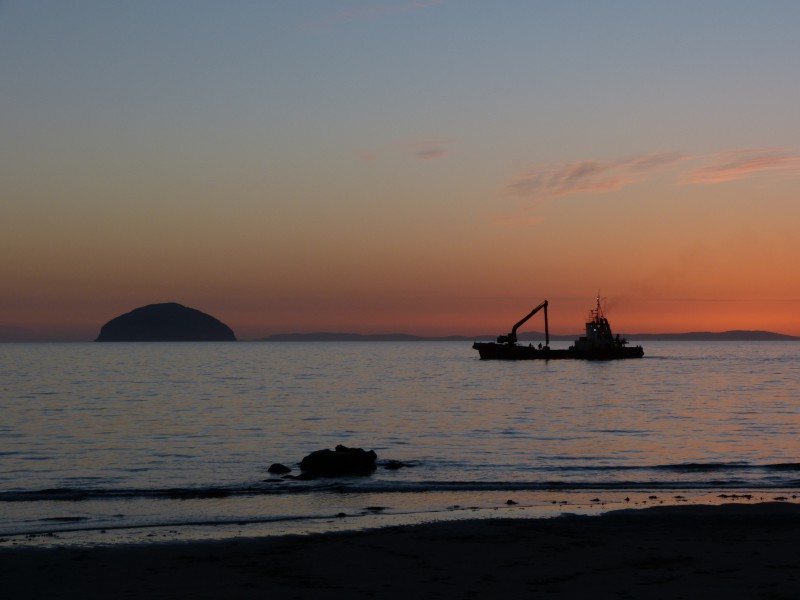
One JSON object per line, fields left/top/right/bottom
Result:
{"left": 3, "top": 488, "right": 798, "bottom": 548}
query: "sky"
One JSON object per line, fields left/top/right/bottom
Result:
{"left": 2, "top": 1, "right": 800, "bottom": 341}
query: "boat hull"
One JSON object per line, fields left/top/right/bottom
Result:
{"left": 472, "top": 342, "right": 644, "bottom": 360}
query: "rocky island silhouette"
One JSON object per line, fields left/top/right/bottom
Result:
{"left": 95, "top": 302, "right": 236, "bottom": 342}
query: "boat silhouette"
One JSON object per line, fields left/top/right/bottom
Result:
{"left": 473, "top": 297, "right": 644, "bottom": 360}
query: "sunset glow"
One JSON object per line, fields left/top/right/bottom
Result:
{"left": 2, "top": 2, "right": 799, "bottom": 341}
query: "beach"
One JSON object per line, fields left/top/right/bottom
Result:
{"left": 3, "top": 503, "right": 800, "bottom": 599}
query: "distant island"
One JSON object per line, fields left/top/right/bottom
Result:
{"left": 96, "top": 303, "right": 236, "bottom": 342}
{"left": 260, "top": 330, "right": 799, "bottom": 342}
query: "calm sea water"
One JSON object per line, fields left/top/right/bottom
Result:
{"left": 2, "top": 341, "right": 799, "bottom": 545}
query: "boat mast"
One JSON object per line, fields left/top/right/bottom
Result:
{"left": 593, "top": 292, "right": 603, "bottom": 321}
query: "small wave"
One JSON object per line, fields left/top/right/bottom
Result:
{"left": 328, "top": 480, "right": 770, "bottom": 493}
{"left": 541, "top": 465, "right": 643, "bottom": 472}
{"left": 766, "top": 463, "right": 800, "bottom": 471}
{"left": 653, "top": 462, "right": 751, "bottom": 472}
{"left": 0, "top": 514, "right": 317, "bottom": 540}
{"left": 0, "top": 482, "right": 340, "bottom": 502}
{"left": 541, "top": 462, "right": 751, "bottom": 473}
{"left": 4, "top": 464, "right": 799, "bottom": 503}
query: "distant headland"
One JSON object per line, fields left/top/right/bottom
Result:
{"left": 95, "top": 303, "right": 236, "bottom": 342}
{"left": 261, "top": 330, "right": 799, "bottom": 342}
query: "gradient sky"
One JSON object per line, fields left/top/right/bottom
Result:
{"left": 2, "top": 1, "right": 800, "bottom": 341}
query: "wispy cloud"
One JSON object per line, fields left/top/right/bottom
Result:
{"left": 683, "top": 148, "right": 800, "bottom": 184}
{"left": 507, "top": 152, "right": 685, "bottom": 199}
{"left": 357, "top": 137, "right": 452, "bottom": 162}
{"left": 507, "top": 148, "right": 800, "bottom": 203}
{"left": 404, "top": 138, "right": 451, "bottom": 160}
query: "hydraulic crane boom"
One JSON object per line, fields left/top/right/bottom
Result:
{"left": 496, "top": 300, "right": 549, "bottom": 347}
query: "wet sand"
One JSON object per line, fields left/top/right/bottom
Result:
{"left": 2, "top": 503, "right": 800, "bottom": 599}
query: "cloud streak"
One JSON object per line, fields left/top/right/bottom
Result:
{"left": 357, "top": 137, "right": 452, "bottom": 162}
{"left": 405, "top": 138, "right": 451, "bottom": 160}
{"left": 508, "top": 153, "right": 685, "bottom": 199}
{"left": 683, "top": 149, "right": 800, "bottom": 184}
{"left": 508, "top": 148, "right": 800, "bottom": 201}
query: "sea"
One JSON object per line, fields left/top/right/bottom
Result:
{"left": 2, "top": 341, "right": 799, "bottom": 547}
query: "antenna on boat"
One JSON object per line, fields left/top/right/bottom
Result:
{"left": 594, "top": 291, "right": 607, "bottom": 319}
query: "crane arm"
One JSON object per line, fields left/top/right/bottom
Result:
{"left": 496, "top": 300, "right": 549, "bottom": 346}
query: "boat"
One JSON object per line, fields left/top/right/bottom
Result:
{"left": 473, "top": 297, "right": 644, "bottom": 360}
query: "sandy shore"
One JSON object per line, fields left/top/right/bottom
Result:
{"left": 2, "top": 502, "right": 800, "bottom": 599}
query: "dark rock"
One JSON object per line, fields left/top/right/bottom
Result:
{"left": 300, "top": 444, "right": 377, "bottom": 477}
{"left": 267, "top": 463, "right": 291, "bottom": 475}
{"left": 95, "top": 302, "right": 236, "bottom": 342}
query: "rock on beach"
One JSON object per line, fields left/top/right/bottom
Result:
{"left": 300, "top": 445, "right": 377, "bottom": 476}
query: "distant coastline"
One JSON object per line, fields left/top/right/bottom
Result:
{"left": 260, "top": 330, "right": 799, "bottom": 342}
{"left": 623, "top": 330, "right": 799, "bottom": 341}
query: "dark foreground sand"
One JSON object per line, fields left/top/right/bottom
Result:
{"left": 3, "top": 503, "right": 800, "bottom": 599}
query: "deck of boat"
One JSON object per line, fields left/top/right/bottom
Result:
{"left": 472, "top": 342, "right": 644, "bottom": 360}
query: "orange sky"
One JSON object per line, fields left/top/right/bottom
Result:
{"left": 2, "top": 3, "right": 800, "bottom": 341}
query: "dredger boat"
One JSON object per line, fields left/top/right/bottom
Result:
{"left": 473, "top": 297, "right": 644, "bottom": 360}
